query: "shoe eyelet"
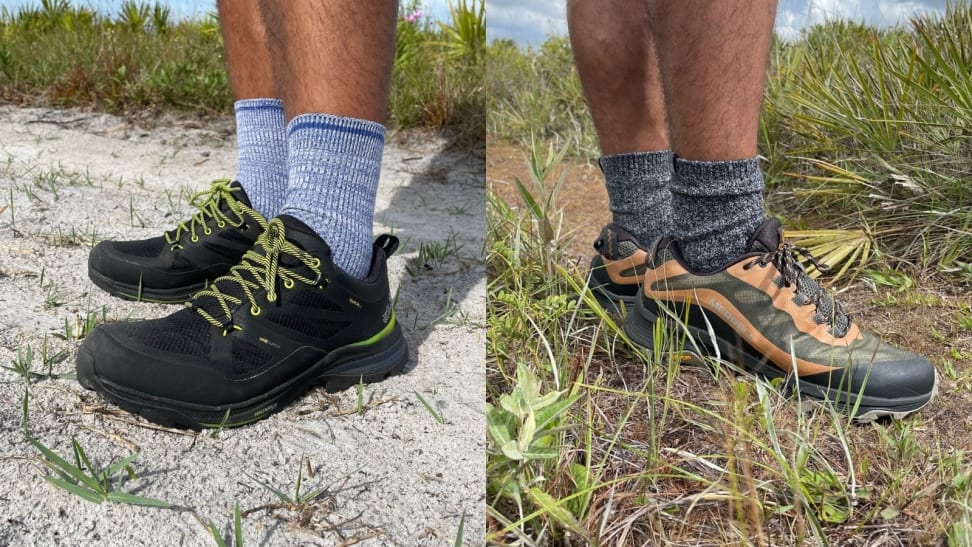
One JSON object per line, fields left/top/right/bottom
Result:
{"left": 310, "top": 258, "right": 321, "bottom": 268}
{"left": 250, "top": 305, "right": 261, "bottom": 316}
{"left": 217, "top": 221, "right": 226, "bottom": 228}
{"left": 283, "top": 278, "right": 295, "bottom": 289}
{"left": 204, "top": 228, "right": 212, "bottom": 235}
{"left": 191, "top": 235, "right": 199, "bottom": 243}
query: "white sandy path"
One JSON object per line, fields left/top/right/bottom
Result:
{"left": 0, "top": 106, "right": 485, "bottom": 546}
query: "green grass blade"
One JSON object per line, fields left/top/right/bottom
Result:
{"left": 208, "top": 521, "right": 228, "bottom": 547}
{"left": 415, "top": 391, "right": 445, "bottom": 424}
{"left": 244, "top": 472, "right": 291, "bottom": 503}
{"left": 25, "top": 434, "right": 104, "bottom": 493}
{"left": 234, "top": 502, "right": 244, "bottom": 546}
{"left": 43, "top": 476, "right": 104, "bottom": 504}
{"left": 106, "top": 491, "right": 171, "bottom": 507}
{"left": 454, "top": 511, "right": 466, "bottom": 547}
{"left": 103, "top": 452, "right": 140, "bottom": 479}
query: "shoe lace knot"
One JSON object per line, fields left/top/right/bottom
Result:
{"left": 745, "top": 242, "right": 851, "bottom": 337}
{"left": 189, "top": 218, "right": 325, "bottom": 333}
{"left": 165, "top": 179, "right": 246, "bottom": 250}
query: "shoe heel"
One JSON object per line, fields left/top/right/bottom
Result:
{"left": 319, "top": 327, "right": 410, "bottom": 393}
{"left": 622, "top": 295, "right": 661, "bottom": 349}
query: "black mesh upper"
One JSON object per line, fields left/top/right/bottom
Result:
{"left": 112, "top": 308, "right": 211, "bottom": 357}
{"left": 266, "top": 311, "right": 347, "bottom": 340}
{"left": 111, "top": 237, "right": 166, "bottom": 258}
{"left": 288, "top": 288, "right": 343, "bottom": 312}
{"left": 231, "top": 340, "right": 271, "bottom": 376}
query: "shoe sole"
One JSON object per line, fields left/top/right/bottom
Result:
{"left": 88, "top": 267, "right": 207, "bottom": 304}
{"left": 76, "top": 326, "right": 409, "bottom": 430}
{"left": 588, "top": 282, "right": 638, "bottom": 317}
{"left": 623, "top": 295, "right": 936, "bottom": 422}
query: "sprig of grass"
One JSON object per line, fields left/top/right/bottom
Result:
{"left": 415, "top": 391, "right": 445, "bottom": 424}
{"left": 208, "top": 502, "right": 244, "bottom": 547}
{"left": 25, "top": 433, "right": 170, "bottom": 507}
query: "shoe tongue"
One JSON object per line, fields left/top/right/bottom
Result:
{"left": 275, "top": 215, "right": 332, "bottom": 265}
{"left": 227, "top": 180, "right": 253, "bottom": 208}
{"left": 746, "top": 218, "right": 783, "bottom": 253}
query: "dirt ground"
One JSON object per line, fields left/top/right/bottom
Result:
{"left": 0, "top": 106, "right": 485, "bottom": 546}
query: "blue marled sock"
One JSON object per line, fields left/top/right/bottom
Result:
{"left": 281, "top": 113, "right": 384, "bottom": 279}
{"left": 234, "top": 98, "right": 287, "bottom": 218}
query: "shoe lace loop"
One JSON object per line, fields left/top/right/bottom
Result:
{"left": 190, "top": 218, "right": 325, "bottom": 331}
{"left": 165, "top": 179, "right": 246, "bottom": 249}
{"left": 746, "top": 242, "right": 851, "bottom": 337}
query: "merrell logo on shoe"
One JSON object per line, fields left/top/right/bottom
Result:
{"left": 708, "top": 297, "right": 751, "bottom": 341}
{"left": 382, "top": 304, "right": 391, "bottom": 324}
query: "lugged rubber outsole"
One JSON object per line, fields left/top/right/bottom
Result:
{"left": 76, "top": 329, "right": 409, "bottom": 430}
{"left": 622, "top": 295, "right": 936, "bottom": 422}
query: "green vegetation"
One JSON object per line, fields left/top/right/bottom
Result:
{"left": 0, "top": 0, "right": 485, "bottom": 140}
{"left": 487, "top": 9, "right": 972, "bottom": 543}
{"left": 487, "top": 141, "right": 972, "bottom": 546}
{"left": 487, "top": 6, "right": 972, "bottom": 278}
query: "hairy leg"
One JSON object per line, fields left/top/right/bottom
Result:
{"left": 647, "top": 0, "right": 776, "bottom": 161}
{"left": 258, "top": 0, "right": 398, "bottom": 122}
{"left": 568, "top": 0, "right": 667, "bottom": 154}
{"left": 218, "top": 0, "right": 277, "bottom": 100}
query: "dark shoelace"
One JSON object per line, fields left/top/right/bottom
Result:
{"left": 744, "top": 242, "right": 851, "bottom": 337}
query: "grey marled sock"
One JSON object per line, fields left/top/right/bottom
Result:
{"left": 599, "top": 150, "right": 673, "bottom": 245}
{"left": 670, "top": 156, "right": 765, "bottom": 272}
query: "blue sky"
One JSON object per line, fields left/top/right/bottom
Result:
{"left": 0, "top": 0, "right": 453, "bottom": 21}
{"left": 487, "top": 0, "right": 962, "bottom": 46}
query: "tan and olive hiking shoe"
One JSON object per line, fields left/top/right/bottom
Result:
{"left": 587, "top": 224, "right": 650, "bottom": 314}
{"left": 88, "top": 180, "right": 268, "bottom": 303}
{"left": 623, "top": 218, "right": 936, "bottom": 421}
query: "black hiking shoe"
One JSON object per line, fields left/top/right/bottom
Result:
{"left": 588, "top": 224, "right": 650, "bottom": 314}
{"left": 623, "top": 218, "right": 937, "bottom": 422}
{"left": 88, "top": 179, "right": 268, "bottom": 303}
{"left": 77, "top": 215, "right": 409, "bottom": 429}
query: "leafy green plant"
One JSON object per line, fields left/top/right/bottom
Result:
{"left": 437, "top": 0, "right": 485, "bottom": 62}
{"left": 486, "top": 363, "right": 582, "bottom": 539}
{"left": 246, "top": 458, "right": 339, "bottom": 507}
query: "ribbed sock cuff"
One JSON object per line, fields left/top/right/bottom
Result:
{"left": 670, "top": 156, "right": 765, "bottom": 272}
{"left": 281, "top": 113, "right": 385, "bottom": 279}
{"left": 234, "top": 98, "right": 287, "bottom": 218}
{"left": 598, "top": 150, "right": 674, "bottom": 244}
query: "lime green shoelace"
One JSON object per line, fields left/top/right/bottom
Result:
{"left": 165, "top": 179, "right": 255, "bottom": 251}
{"left": 190, "top": 218, "right": 325, "bottom": 332}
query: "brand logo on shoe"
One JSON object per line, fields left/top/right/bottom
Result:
{"left": 382, "top": 303, "right": 391, "bottom": 324}
{"left": 348, "top": 298, "right": 362, "bottom": 309}
{"left": 708, "top": 297, "right": 751, "bottom": 341}
{"left": 258, "top": 336, "right": 280, "bottom": 349}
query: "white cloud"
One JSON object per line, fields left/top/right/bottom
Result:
{"left": 488, "top": 0, "right": 963, "bottom": 45}
{"left": 486, "top": 0, "right": 566, "bottom": 45}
